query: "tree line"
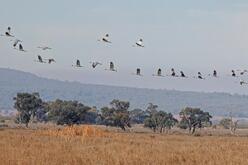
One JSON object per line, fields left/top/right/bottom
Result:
{"left": 14, "top": 92, "right": 213, "bottom": 134}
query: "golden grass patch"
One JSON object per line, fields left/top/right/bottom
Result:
{"left": 1, "top": 127, "right": 248, "bottom": 165}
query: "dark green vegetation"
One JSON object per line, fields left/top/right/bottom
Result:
{"left": 179, "top": 107, "right": 212, "bottom": 134}
{"left": 144, "top": 103, "right": 178, "bottom": 133}
{"left": 100, "top": 100, "right": 131, "bottom": 130}
{"left": 14, "top": 93, "right": 43, "bottom": 127}
{"left": 14, "top": 92, "right": 212, "bottom": 134}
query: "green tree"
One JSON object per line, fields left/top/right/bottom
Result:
{"left": 101, "top": 99, "right": 131, "bottom": 130}
{"left": 144, "top": 116, "right": 158, "bottom": 132}
{"left": 146, "top": 103, "right": 158, "bottom": 114}
{"left": 144, "top": 103, "right": 159, "bottom": 132}
{"left": 14, "top": 93, "right": 43, "bottom": 127}
{"left": 219, "top": 118, "right": 232, "bottom": 129}
{"left": 46, "top": 100, "right": 93, "bottom": 125}
{"left": 161, "top": 112, "right": 178, "bottom": 133}
{"left": 178, "top": 117, "right": 188, "bottom": 129}
{"left": 144, "top": 111, "right": 178, "bottom": 133}
{"left": 129, "top": 109, "right": 148, "bottom": 124}
{"left": 179, "top": 107, "right": 212, "bottom": 134}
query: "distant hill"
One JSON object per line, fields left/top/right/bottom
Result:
{"left": 0, "top": 68, "right": 248, "bottom": 117}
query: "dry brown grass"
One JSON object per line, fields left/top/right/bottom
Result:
{"left": 1, "top": 126, "right": 248, "bottom": 165}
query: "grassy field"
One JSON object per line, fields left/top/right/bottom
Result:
{"left": 1, "top": 125, "right": 248, "bottom": 165}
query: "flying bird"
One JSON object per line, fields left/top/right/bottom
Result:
{"left": 73, "top": 60, "right": 83, "bottom": 67}
{"left": 98, "top": 34, "right": 112, "bottom": 43}
{"left": 105, "top": 62, "right": 117, "bottom": 71}
{"left": 152, "top": 68, "right": 164, "bottom": 77}
{"left": 240, "top": 79, "right": 248, "bottom": 86}
{"left": 110, "top": 62, "right": 116, "bottom": 71}
{"left": 213, "top": 70, "right": 217, "bottom": 77}
{"left": 37, "top": 46, "right": 52, "bottom": 50}
{"left": 171, "top": 68, "right": 176, "bottom": 77}
{"left": 208, "top": 70, "right": 218, "bottom": 77}
{"left": 197, "top": 72, "right": 204, "bottom": 79}
{"left": 135, "top": 68, "right": 142, "bottom": 76}
{"left": 157, "top": 68, "right": 162, "bottom": 76}
{"left": 231, "top": 70, "right": 236, "bottom": 77}
{"left": 239, "top": 70, "right": 248, "bottom": 75}
{"left": 36, "top": 55, "right": 46, "bottom": 63}
{"left": 90, "top": 61, "right": 102, "bottom": 68}
{"left": 47, "top": 58, "right": 56, "bottom": 64}
{"left": 1, "top": 27, "right": 14, "bottom": 37}
{"left": 180, "top": 71, "right": 186, "bottom": 78}
{"left": 17, "top": 44, "right": 26, "bottom": 52}
{"left": 13, "top": 39, "right": 21, "bottom": 48}
{"left": 133, "top": 39, "right": 144, "bottom": 47}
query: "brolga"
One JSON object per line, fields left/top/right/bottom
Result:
{"left": 213, "top": 70, "right": 217, "bottom": 77}
{"left": 240, "top": 79, "right": 248, "bottom": 86}
{"left": 13, "top": 39, "right": 21, "bottom": 48}
{"left": 240, "top": 70, "right": 248, "bottom": 75}
{"left": 136, "top": 68, "right": 141, "bottom": 76}
{"left": 18, "top": 44, "right": 26, "bottom": 52}
{"left": 98, "top": 34, "right": 112, "bottom": 43}
{"left": 231, "top": 70, "right": 236, "bottom": 77}
{"left": 74, "top": 60, "right": 83, "bottom": 67}
{"left": 38, "top": 46, "right": 52, "bottom": 50}
{"left": 37, "top": 55, "right": 46, "bottom": 63}
{"left": 108, "top": 61, "right": 117, "bottom": 71}
{"left": 90, "top": 62, "right": 102, "bottom": 68}
{"left": 180, "top": 71, "right": 186, "bottom": 78}
{"left": 1, "top": 27, "right": 14, "bottom": 37}
{"left": 198, "top": 72, "right": 203, "bottom": 79}
{"left": 48, "top": 59, "right": 56, "bottom": 64}
{"left": 134, "top": 39, "right": 144, "bottom": 47}
{"left": 153, "top": 68, "right": 163, "bottom": 77}
{"left": 171, "top": 68, "right": 176, "bottom": 77}
{"left": 157, "top": 68, "right": 162, "bottom": 76}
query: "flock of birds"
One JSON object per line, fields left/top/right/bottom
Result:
{"left": 1, "top": 27, "right": 248, "bottom": 86}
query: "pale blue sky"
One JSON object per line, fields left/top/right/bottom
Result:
{"left": 1, "top": 0, "right": 248, "bottom": 94}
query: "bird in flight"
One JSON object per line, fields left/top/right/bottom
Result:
{"left": 98, "top": 34, "right": 112, "bottom": 43}
{"left": 135, "top": 68, "right": 142, "bottom": 76}
{"left": 239, "top": 69, "right": 248, "bottom": 75}
{"left": 36, "top": 55, "right": 46, "bottom": 63}
{"left": 110, "top": 62, "right": 116, "bottom": 71}
{"left": 213, "top": 70, "right": 217, "bottom": 77}
{"left": 17, "top": 44, "right": 27, "bottom": 52}
{"left": 72, "top": 60, "right": 83, "bottom": 67}
{"left": 231, "top": 70, "right": 236, "bottom": 77}
{"left": 13, "top": 39, "right": 22, "bottom": 48}
{"left": 240, "top": 79, "right": 248, "bottom": 86}
{"left": 157, "top": 68, "right": 162, "bottom": 76}
{"left": 180, "top": 71, "right": 186, "bottom": 78}
{"left": 90, "top": 61, "right": 102, "bottom": 68}
{"left": 1, "top": 27, "right": 14, "bottom": 37}
{"left": 47, "top": 58, "right": 56, "bottom": 64}
{"left": 153, "top": 68, "right": 164, "bottom": 77}
{"left": 37, "top": 46, "right": 52, "bottom": 50}
{"left": 105, "top": 61, "right": 117, "bottom": 72}
{"left": 197, "top": 72, "right": 204, "bottom": 79}
{"left": 171, "top": 68, "right": 176, "bottom": 77}
{"left": 133, "top": 39, "right": 145, "bottom": 47}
